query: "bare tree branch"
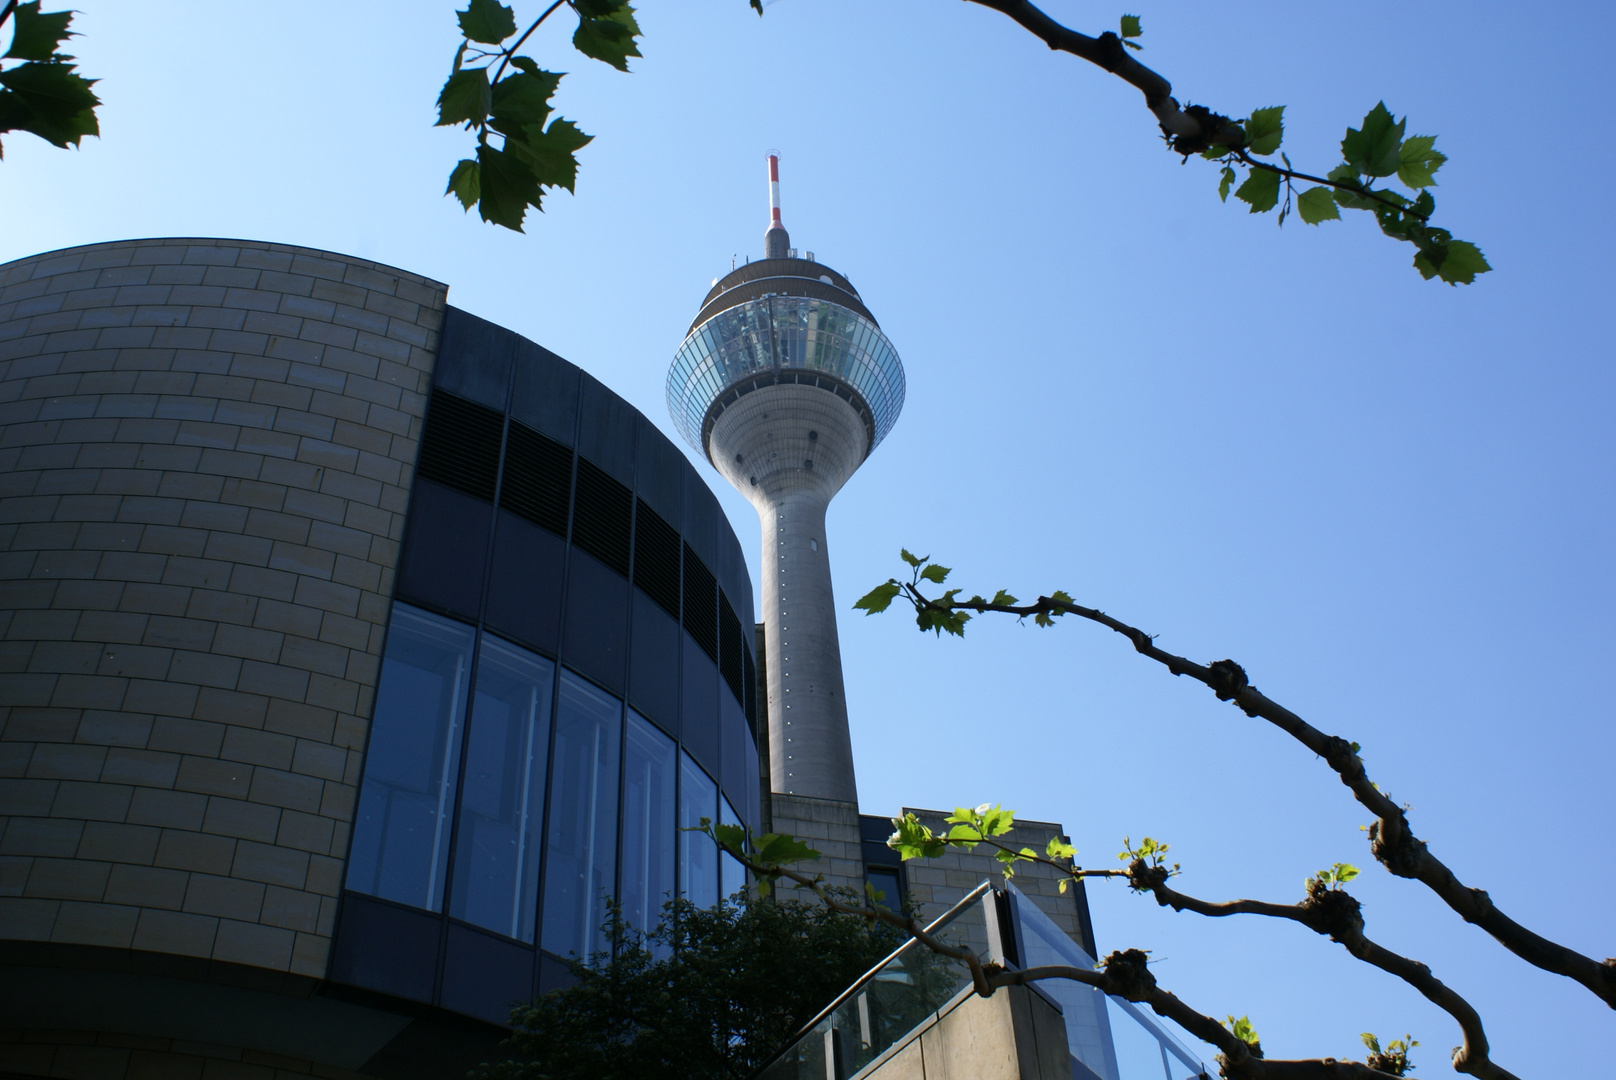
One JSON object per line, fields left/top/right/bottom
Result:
{"left": 907, "top": 582, "right": 1616, "bottom": 1009}
{"left": 959, "top": 0, "right": 1205, "bottom": 141}
{"left": 1132, "top": 865, "right": 1518, "bottom": 1080}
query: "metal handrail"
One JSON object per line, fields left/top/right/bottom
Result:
{"left": 747, "top": 879, "right": 998, "bottom": 1079}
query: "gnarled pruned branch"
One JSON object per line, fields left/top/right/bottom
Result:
{"left": 1130, "top": 864, "right": 1517, "bottom": 1080}
{"left": 959, "top": 0, "right": 1203, "bottom": 141}
{"left": 714, "top": 831, "right": 1414, "bottom": 1080}
{"left": 904, "top": 580, "right": 1616, "bottom": 1009}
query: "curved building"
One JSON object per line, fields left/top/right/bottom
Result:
{"left": 0, "top": 238, "right": 759, "bottom": 1077}
{"left": 666, "top": 157, "right": 905, "bottom": 807}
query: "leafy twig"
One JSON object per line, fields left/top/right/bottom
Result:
{"left": 958, "top": 0, "right": 1486, "bottom": 282}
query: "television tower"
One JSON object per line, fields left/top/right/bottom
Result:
{"left": 666, "top": 154, "right": 906, "bottom": 805}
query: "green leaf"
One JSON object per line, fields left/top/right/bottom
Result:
{"left": 1341, "top": 102, "right": 1405, "bottom": 179}
{"left": 1225, "top": 1016, "right": 1261, "bottom": 1047}
{"left": 436, "top": 67, "right": 491, "bottom": 128}
{"left": 1244, "top": 106, "right": 1284, "bottom": 155}
{"left": 981, "top": 806, "right": 1016, "bottom": 836}
{"left": 755, "top": 832, "right": 820, "bottom": 865}
{"left": 457, "top": 0, "right": 517, "bottom": 44}
{"left": 915, "top": 603, "right": 970, "bottom": 637}
{"left": 1334, "top": 863, "right": 1360, "bottom": 883}
{"left": 1046, "top": 837, "right": 1077, "bottom": 860}
{"left": 853, "top": 581, "right": 901, "bottom": 615}
{"left": 1325, "top": 164, "right": 1377, "bottom": 211}
{"left": 919, "top": 563, "right": 950, "bottom": 584}
{"left": 1218, "top": 165, "right": 1236, "bottom": 203}
{"left": 1296, "top": 186, "right": 1340, "bottom": 225}
{"left": 475, "top": 142, "right": 543, "bottom": 231}
{"left": 1396, "top": 134, "right": 1446, "bottom": 189}
{"left": 899, "top": 549, "right": 926, "bottom": 568}
{"left": 490, "top": 68, "right": 561, "bottom": 128}
{"left": 712, "top": 822, "right": 747, "bottom": 852}
{"left": 1119, "top": 14, "right": 1142, "bottom": 44}
{"left": 1413, "top": 239, "right": 1490, "bottom": 286}
{"left": 1233, "top": 167, "right": 1281, "bottom": 213}
{"left": 509, "top": 116, "right": 592, "bottom": 192}
{"left": 0, "top": 60, "right": 99, "bottom": 147}
{"left": 5, "top": 2, "right": 74, "bottom": 61}
{"left": 446, "top": 159, "right": 481, "bottom": 209}
{"left": 573, "top": 1, "right": 642, "bottom": 72}
{"left": 989, "top": 589, "right": 1018, "bottom": 606}
{"left": 750, "top": 0, "right": 764, "bottom": 12}
{"left": 888, "top": 813, "right": 947, "bottom": 860}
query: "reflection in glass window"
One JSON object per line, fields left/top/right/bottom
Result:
{"left": 449, "top": 636, "right": 554, "bottom": 942}
{"left": 347, "top": 604, "right": 474, "bottom": 912}
{"left": 541, "top": 672, "right": 622, "bottom": 960}
{"left": 620, "top": 712, "right": 676, "bottom": 937}
{"left": 719, "top": 795, "right": 745, "bottom": 901}
{"left": 678, "top": 752, "right": 718, "bottom": 909}
{"left": 865, "top": 866, "right": 901, "bottom": 911}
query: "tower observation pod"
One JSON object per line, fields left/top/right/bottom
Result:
{"left": 666, "top": 154, "right": 905, "bottom": 804}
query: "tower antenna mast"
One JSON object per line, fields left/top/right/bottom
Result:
{"left": 765, "top": 151, "right": 790, "bottom": 259}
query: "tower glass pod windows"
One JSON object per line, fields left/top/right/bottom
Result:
{"left": 666, "top": 295, "right": 906, "bottom": 454}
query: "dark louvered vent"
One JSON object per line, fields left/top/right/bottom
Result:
{"left": 720, "top": 594, "right": 745, "bottom": 706}
{"left": 633, "top": 499, "right": 680, "bottom": 621}
{"left": 499, "top": 420, "right": 573, "bottom": 536}
{"left": 572, "top": 458, "right": 632, "bottom": 576}
{"left": 682, "top": 542, "right": 718, "bottom": 661}
{"left": 416, "top": 390, "right": 503, "bottom": 502}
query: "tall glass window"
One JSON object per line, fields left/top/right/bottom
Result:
{"left": 347, "top": 605, "right": 474, "bottom": 912}
{"left": 719, "top": 794, "right": 745, "bottom": 901}
{"left": 449, "top": 636, "right": 555, "bottom": 942}
{"left": 678, "top": 752, "right": 719, "bottom": 909}
{"left": 620, "top": 712, "right": 676, "bottom": 937}
{"left": 541, "top": 671, "right": 622, "bottom": 961}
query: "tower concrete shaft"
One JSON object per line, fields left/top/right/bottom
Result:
{"left": 709, "top": 383, "right": 868, "bottom": 801}
{"left": 666, "top": 157, "right": 905, "bottom": 805}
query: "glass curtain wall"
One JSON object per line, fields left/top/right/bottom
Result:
{"left": 678, "top": 752, "right": 719, "bottom": 909}
{"left": 347, "top": 605, "right": 474, "bottom": 911}
{"left": 620, "top": 711, "right": 677, "bottom": 938}
{"left": 348, "top": 601, "right": 756, "bottom": 965}
{"left": 719, "top": 795, "right": 745, "bottom": 900}
{"left": 541, "top": 672, "right": 623, "bottom": 960}
{"left": 449, "top": 637, "right": 555, "bottom": 942}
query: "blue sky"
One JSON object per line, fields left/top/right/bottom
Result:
{"left": 4, "top": 0, "right": 1611, "bottom": 1072}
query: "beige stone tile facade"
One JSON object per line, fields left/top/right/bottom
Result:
{"left": 0, "top": 239, "right": 446, "bottom": 978}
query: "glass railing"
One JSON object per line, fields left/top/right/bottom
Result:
{"left": 1005, "top": 883, "right": 1208, "bottom": 1080}
{"left": 753, "top": 881, "right": 1002, "bottom": 1080}
{"left": 749, "top": 880, "right": 1209, "bottom": 1080}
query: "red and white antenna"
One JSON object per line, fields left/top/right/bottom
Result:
{"left": 767, "top": 151, "right": 783, "bottom": 230}
{"left": 764, "top": 151, "right": 791, "bottom": 258}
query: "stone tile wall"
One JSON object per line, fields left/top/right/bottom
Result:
{"left": 768, "top": 792, "right": 866, "bottom": 898}
{"left": 0, "top": 239, "right": 445, "bottom": 978}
